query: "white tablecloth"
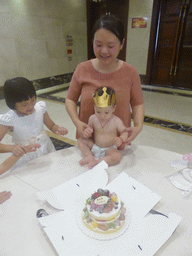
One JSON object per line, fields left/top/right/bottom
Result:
{"left": 0, "top": 145, "right": 191, "bottom": 255}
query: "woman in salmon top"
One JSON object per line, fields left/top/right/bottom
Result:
{"left": 66, "top": 14, "right": 144, "bottom": 145}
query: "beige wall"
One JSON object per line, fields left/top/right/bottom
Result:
{"left": 0, "top": 0, "right": 154, "bottom": 86}
{"left": 126, "top": 0, "right": 154, "bottom": 75}
{"left": 0, "top": 0, "right": 87, "bottom": 85}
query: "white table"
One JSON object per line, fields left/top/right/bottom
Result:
{"left": 0, "top": 145, "right": 191, "bottom": 255}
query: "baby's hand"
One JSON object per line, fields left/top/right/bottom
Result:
{"left": 113, "top": 137, "right": 123, "bottom": 148}
{"left": 84, "top": 127, "right": 93, "bottom": 138}
{"left": 55, "top": 127, "right": 69, "bottom": 136}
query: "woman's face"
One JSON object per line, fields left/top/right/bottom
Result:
{"left": 93, "top": 28, "right": 124, "bottom": 66}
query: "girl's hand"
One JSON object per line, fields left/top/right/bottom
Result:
{"left": 12, "top": 144, "right": 27, "bottom": 156}
{"left": 25, "top": 144, "right": 41, "bottom": 152}
{"left": 12, "top": 144, "right": 41, "bottom": 156}
{"left": 84, "top": 127, "right": 93, "bottom": 139}
{"left": 55, "top": 127, "right": 69, "bottom": 136}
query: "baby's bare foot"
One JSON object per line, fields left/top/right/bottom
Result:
{"left": 79, "top": 155, "right": 95, "bottom": 166}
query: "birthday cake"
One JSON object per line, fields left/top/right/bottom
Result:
{"left": 82, "top": 188, "right": 126, "bottom": 234}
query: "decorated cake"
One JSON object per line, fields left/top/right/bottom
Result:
{"left": 82, "top": 188, "right": 126, "bottom": 234}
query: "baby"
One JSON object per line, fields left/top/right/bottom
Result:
{"left": 78, "top": 87, "right": 128, "bottom": 169}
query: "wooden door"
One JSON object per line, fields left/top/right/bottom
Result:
{"left": 150, "top": 0, "right": 192, "bottom": 89}
{"left": 86, "top": 0, "right": 129, "bottom": 61}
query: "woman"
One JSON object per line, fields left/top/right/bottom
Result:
{"left": 65, "top": 14, "right": 144, "bottom": 144}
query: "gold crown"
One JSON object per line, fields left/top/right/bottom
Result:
{"left": 93, "top": 87, "right": 116, "bottom": 108}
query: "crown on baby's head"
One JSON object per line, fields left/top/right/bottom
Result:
{"left": 93, "top": 87, "right": 116, "bottom": 108}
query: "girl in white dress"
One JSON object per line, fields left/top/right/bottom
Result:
{"left": 0, "top": 77, "right": 68, "bottom": 175}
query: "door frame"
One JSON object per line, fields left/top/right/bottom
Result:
{"left": 86, "top": 0, "right": 129, "bottom": 61}
{"left": 145, "top": 0, "right": 162, "bottom": 85}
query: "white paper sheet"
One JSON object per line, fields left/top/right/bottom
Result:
{"left": 107, "top": 172, "right": 161, "bottom": 220}
{"left": 39, "top": 210, "right": 181, "bottom": 256}
{"left": 37, "top": 160, "right": 108, "bottom": 209}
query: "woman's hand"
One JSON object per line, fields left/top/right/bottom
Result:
{"left": 123, "top": 104, "right": 144, "bottom": 144}
{"left": 123, "top": 126, "right": 142, "bottom": 144}
{"left": 76, "top": 120, "right": 91, "bottom": 138}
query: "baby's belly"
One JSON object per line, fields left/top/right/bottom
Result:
{"left": 94, "top": 133, "right": 116, "bottom": 148}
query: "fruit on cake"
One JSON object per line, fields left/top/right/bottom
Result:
{"left": 82, "top": 188, "right": 126, "bottom": 234}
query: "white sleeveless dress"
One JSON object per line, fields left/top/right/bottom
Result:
{"left": 0, "top": 101, "right": 55, "bottom": 169}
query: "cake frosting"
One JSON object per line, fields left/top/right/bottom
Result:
{"left": 82, "top": 188, "right": 126, "bottom": 233}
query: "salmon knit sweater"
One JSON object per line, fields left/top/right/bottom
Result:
{"left": 67, "top": 60, "right": 144, "bottom": 127}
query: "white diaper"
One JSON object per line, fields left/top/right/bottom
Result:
{"left": 91, "top": 144, "right": 117, "bottom": 159}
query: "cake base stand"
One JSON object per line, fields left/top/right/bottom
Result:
{"left": 76, "top": 207, "right": 131, "bottom": 241}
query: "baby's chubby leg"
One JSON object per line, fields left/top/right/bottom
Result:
{"left": 88, "top": 147, "right": 122, "bottom": 169}
{"left": 77, "top": 138, "right": 95, "bottom": 166}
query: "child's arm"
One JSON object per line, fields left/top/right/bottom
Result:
{"left": 0, "top": 142, "right": 40, "bottom": 156}
{"left": 0, "top": 191, "right": 12, "bottom": 204}
{"left": 43, "top": 111, "right": 68, "bottom": 136}
{"left": 0, "top": 155, "right": 20, "bottom": 175}
{"left": 83, "top": 116, "right": 94, "bottom": 139}
{"left": 0, "top": 124, "right": 12, "bottom": 153}
{"left": 119, "top": 130, "right": 129, "bottom": 143}
{"left": 113, "top": 117, "right": 129, "bottom": 148}
{"left": 83, "top": 127, "right": 93, "bottom": 138}
{"left": 0, "top": 124, "right": 24, "bottom": 156}
{"left": 0, "top": 144, "right": 41, "bottom": 175}
{"left": 113, "top": 131, "right": 129, "bottom": 148}
{"left": 0, "top": 124, "right": 39, "bottom": 156}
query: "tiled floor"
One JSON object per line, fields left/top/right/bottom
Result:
{"left": 0, "top": 84, "right": 192, "bottom": 164}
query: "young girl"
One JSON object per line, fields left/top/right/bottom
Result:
{"left": 0, "top": 77, "right": 68, "bottom": 175}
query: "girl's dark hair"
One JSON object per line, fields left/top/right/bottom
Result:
{"left": 3, "top": 77, "right": 36, "bottom": 109}
{"left": 92, "top": 14, "right": 124, "bottom": 44}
